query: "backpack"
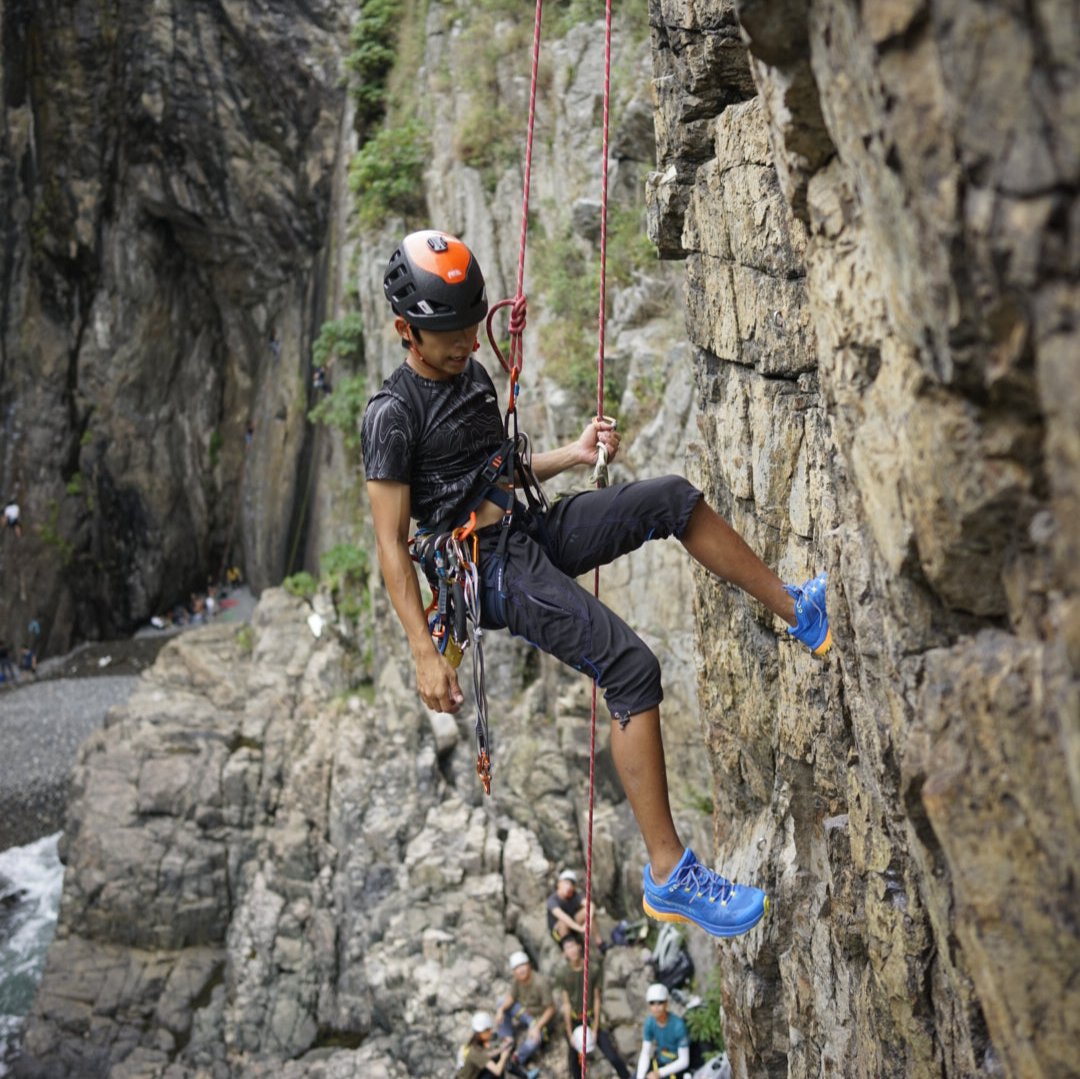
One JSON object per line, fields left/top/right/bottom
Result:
{"left": 692, "top": 1053, "right": 731, "bottom": 1079}
{"left": 651, "top": 924, "right": 694, "bottom": 990}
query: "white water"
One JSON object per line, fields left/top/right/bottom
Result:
{"left": 0, "top": 834, "right": 64, "bottom": 1077}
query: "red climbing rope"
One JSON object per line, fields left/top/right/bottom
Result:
{"left": 486, "top": 0, "right": 544, "bottom": 379}
{"left": 486, "top": 4, "right": 614, "bottom": 1072}
{"left": 579, "top": 3, "right": 614, "bottom": 1077}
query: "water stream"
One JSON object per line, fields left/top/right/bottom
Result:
{"left": 0, "top": 833, "right": 63, "bottom": 1077}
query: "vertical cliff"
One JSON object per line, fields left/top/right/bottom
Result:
{"left": 7, "top": 1, "right": 1079, "bottom": 1078}
{"left": 648, "top": 1, "right": 1079, "bottom": 1076}
{"left": 0, "top": 0, "right": 350, "bottom": 650}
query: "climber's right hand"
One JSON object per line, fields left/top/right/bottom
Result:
{"left": 415, "top": 650, "right": 464, "bottom": 714}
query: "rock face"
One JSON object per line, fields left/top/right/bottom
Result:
{"left": 15, "top": 591, "right": 663, "bottom": 1078}
{"left": 649, "top": 1, "right": 1079, "bottom": 1077}
{"left": 10, "top": 2, "right": 1080, "bottom": 1078}
{"left": 0, "top": 0, "right": 350, "bottom": 651}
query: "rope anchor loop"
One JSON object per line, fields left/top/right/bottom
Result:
{"left": 590, "top": 415, "right": 617, "bottom": 488}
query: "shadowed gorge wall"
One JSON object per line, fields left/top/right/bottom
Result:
{"left": 648, "top": 1, "right": 1079, "bottom": 1076}
{"left": 0, "top": 0, "right": 349, "bottom": 650}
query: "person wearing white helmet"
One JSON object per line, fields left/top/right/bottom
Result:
{"left": 457, "top": 1011, "right": 515, "bottom": 1079}
{"left": 555, "top": 934, "right": 630, "bottom": 1079}
{"left": 492, "top": 950, "right": 553, "bottom": 1078}
{"left": 635, "top": 983, "right": 690, "bottom": 1079}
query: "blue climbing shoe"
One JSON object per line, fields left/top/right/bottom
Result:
{"left": 785, "top": 572, "right": 831, "bottom": 655}
{"left": 642, "top": 848, "right": 768, "bottom": 938}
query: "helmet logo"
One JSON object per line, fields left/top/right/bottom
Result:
{"left": 447, "top": 268, "right": 463, "bottom": 281}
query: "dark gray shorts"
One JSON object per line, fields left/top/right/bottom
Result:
{"left": 477, "top": 475, "right": 702, "bottom": 722}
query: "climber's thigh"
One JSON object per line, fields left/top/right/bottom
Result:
{"left": 479, "top": 528, "right": 662, "bottom": 720}
{"left": 539, "top": 475, "right": 702, "bottom": 578}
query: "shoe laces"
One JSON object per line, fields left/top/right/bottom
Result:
{"left": 667, "top": 860, "right": 736, "bottom": 905}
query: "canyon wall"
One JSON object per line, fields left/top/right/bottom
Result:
{"left": 647, "top": 0, "right": 1078, "bottom": 1076}
{"left": 0, "top": 0, "right": 350, "bottom": 651}
{"left": 6, "top": 1, "right": 1079, "bottom": 1077}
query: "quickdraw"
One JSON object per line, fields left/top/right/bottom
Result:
{"left": 411, "top": 512, "right": 494, "bottom": 795}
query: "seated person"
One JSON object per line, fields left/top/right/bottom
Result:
{"left": 635, "top": 983, "right": 690, "bottom": 1079}
{"left": 546, "top": 868, "right": 601, "bottom": 946}
{"left": 494, "top": 950, "right": 552, "bottom": 1076}
{"left": 458, "top": 1012, "right": 515, "bottom": 1078}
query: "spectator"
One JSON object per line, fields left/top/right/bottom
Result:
{"left": 493, "top": 951, "right": 551, "bottom": 1077}
{"left": 0, "top": 639, "right": 18, "bottom": 684}
{"left": 554, "top": 934, "right": 630, "bottom": 1079}
{"left": 457, "top": 1012, "right": 517, "bottom": 1078}
{"left": 547, "top": 869, "right": 600, "bottom": 947}
{"left": 635, "top": 983, "right": 690, "bottom": 1079}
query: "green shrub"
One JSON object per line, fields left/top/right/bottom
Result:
{"left": 532, "top": 226, "right": 623, "bottom": 414}
{"left": 313, "top": 313, "right": 364, "bottom": 369}
{"left": 320, "top": 543, "right": 371, "bottom": 622}
{"left": 347, "top": 0, "right": 398, "bottom": 129}
{"left": 208, "top": 430, "right": 223, "bottom": 470}
{"left": 235, "top": 624, "right": 255, "bottom": 655}
{"left": 684, "top": 968, "right": 727, "bottom": 1054}
{"left": 309, "top": 372, "right": 371, "bottom": 458}
{"left": 283, "top": 571, "right": 318, "bottom": 599}
{"left": 38, "top": 501, "right": 74, "bottom": 564}
{"left": 348, "top": 118, "right": 430, "bottom": 229}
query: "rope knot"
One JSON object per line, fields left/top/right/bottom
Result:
{"left": 508, "top": 294, "right": 528, "bottom": 335}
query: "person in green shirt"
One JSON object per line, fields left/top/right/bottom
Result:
{"left": 554, "top": 935, "right": 630, "bottom": 1079}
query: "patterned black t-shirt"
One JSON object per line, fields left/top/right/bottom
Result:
{"left": 361, "top": 358, "right": 505, "bottom": 529}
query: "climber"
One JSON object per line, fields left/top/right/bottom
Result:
{"left": 634, "top": 983, "right": 690, "bottom": 1079}
{"left": 361, "top": 229, "right": 831, "bottom": 939}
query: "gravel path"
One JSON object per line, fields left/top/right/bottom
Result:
{"left": 0, "top": 589, "right": 257, "bottom": 852}
{"left": 0, "top": 677, "right": 139, "bottom": 851}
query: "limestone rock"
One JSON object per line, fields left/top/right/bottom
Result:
{"left": 648, "top": 1, "right": 1080, "bottom": 1076}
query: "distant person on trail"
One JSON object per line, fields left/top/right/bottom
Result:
{"left": 22, "top": 618, "right": 42, "bottom": 671}
{"left": 0, "top": 640, "right": 18, "bottom": 683}
{"left": 635, "top": 983, "right": 690, "bottom": 1079}
{"left": 361, "top": 229, "right": 831, "bottom": 939}
{"left": 3, "top": 499, "right": 21, "bottom": 538}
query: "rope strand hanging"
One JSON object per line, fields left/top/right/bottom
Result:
{"left": 485, "top": 2, "right": 614, "bottom": 1073}
{"left": 579, "top": 1, "right": 614, "bottom": 1075}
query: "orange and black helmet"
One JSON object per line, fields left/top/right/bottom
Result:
{"left": 383, "top": 230, "right": 488, "bottom": 331}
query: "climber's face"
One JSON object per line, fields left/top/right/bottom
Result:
{"left": 396, "top": 316, "right": 480, "bottom": 380}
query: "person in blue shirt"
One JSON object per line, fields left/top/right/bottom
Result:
{"left": 635, "top": 983, "right": 690, "bottom": 1079}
